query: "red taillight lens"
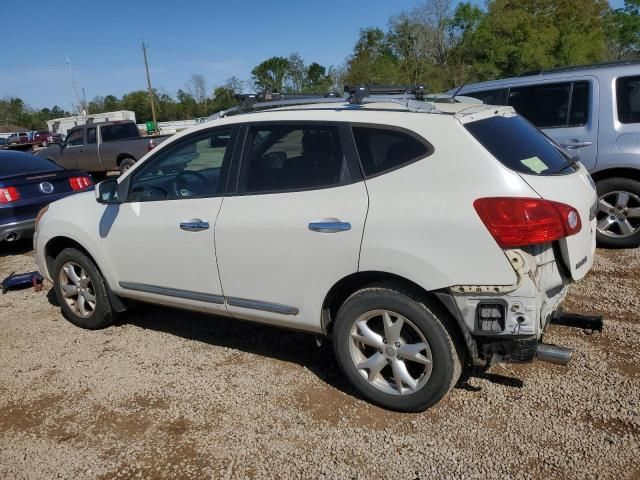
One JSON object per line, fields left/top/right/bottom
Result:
{"left": 0, "top": 186, "right": 21, "bottom": 203}
{"left": 473, "top": 197, "right": 582, "bottom": 248}
{"left": 69, "top": 176, "right": 93, "bottom": 191}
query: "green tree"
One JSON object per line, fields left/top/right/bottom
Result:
{"left": 606, "top": 0, "right": 640, "bottom": 59}
{"left": 252, "top": 56, "right": 291, "bottom": 92}
{"left": 344, "top": 28, "right": 400, "bottom": 84}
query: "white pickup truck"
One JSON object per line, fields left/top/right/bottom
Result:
{"left": 37, "top": 121, "right": 170, "bottom": 175}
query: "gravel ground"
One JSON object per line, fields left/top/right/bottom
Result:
{"left": 0, "top": 242, "right": 638, "bottom": 479}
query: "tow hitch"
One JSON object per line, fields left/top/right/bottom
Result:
{"left": 535, "top": 311, "right": 604, "bottom": 365}
{"left": 550, "top": 311, "right": 604, "bottom": 332}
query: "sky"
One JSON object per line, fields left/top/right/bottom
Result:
{"left": 0, "top": 0, "right": 626, "bottom": 110}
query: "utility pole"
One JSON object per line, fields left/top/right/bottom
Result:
{"left": 65, "top": 54, "right": 84, "bottom": 116}
{"left": 141, "top": 41, "right": 157, "bottom": 129}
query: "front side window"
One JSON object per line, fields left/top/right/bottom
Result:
{"left": 352, "top": 127, "right": 431, "bottom": 177}
{"left": 241, "top": 125, "right": 345, "bottom": 193}
{"left": 101, "top": 123, "right": 140, "bottom": 142}
{"left": 128, "top": 128, "right": 234, "bottom": 202}
{"left": 616, "top": 75, "right": 640, "bottom": 124}
{"left": 66, "top": 129, "right": 84, "bottom": 146}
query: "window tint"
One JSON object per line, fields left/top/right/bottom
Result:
{"left": 507, "top": 81, "right": 589, "bottom": 128}
{"left": 86, "top": 127, "right": 96, "bottom": 144}
{"left": 242, "top": 125, "right": 345, "bottom": 193}
{"left": 569, "top": 82, "right": 589, "bottom": 126}
{"left": 352, "top": 127, "right": 430, "bottom": 177}
{"left": 128, "top": 128, "right": 234, "bottom": 202}
{"left": 465, "top": 115, "right": 573, "bottom": 176}
{"left": 101, "top": 123, "right": 140, "bottom": 142}
{"left": 616, "top": 76, "right": 640, "bottom": 124}
{"left": 66, "top": 129, "right": 83, "bottom": 146}
{"left": 508, "top": 83, "right": 571, "bottom": 128}
{"left": 465, "top": 89, "right": 509, "bottom": 105}
{"left": 0, "top": 151, "right": 61, "bottom": 176}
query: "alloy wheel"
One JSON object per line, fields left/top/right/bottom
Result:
{"left": 348, "top": 309, "right": 433, "bottom": 395}
{"left": 596, "top": 190, "right": 640, "bottom": 238}
{"left": 59, "top": 262, "right": 97, "bottom": 318}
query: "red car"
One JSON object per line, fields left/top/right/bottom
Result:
{"left": 32, "top": 131, "right": 63, "bottom": 146}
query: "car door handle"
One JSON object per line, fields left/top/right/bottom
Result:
{"left": 179, "top": 219, "right": 210, "bottom": 231}
{"left": 308, "top": 220, "right": 351, "bottom": 233}
{"left": 561, "top": 140, "right": 593, "bottom": 149}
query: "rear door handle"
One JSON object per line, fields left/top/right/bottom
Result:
{"left": 179, "top": 219, "right": 210, "bottom": 232}
{"left": 561, "top": 140, "right": 593, "bottom": 149}
{"left": 308, "top": 220, "right": 351, "bottom": 233}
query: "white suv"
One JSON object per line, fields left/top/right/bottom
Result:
{"left": 34, "top": 93, "right": 599, "bottom": 411}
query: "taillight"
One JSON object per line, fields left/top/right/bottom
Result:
{"left": 473, "top": 197, "right": 582, "bottom": 248}
{"left": 0, "top": 186, "right": 21, "bottom": 203}
{"left": 69, "top": 176, "right": 92, "bottom": 191}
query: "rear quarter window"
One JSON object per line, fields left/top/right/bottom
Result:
{"left": 464, "top": 115, "right": 573, "bottom": 176}
{"left": 352, "top": 127, "right": 432, "bottom": 177}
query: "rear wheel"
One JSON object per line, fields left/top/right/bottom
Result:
{"left": 118, "top": 157, "right": 136, "bottom": 175}
{"left": 332, "top": 283, "right": 461, "bottom": 412}
{"left": 595, "top": 177, "right": 640, "bottom": 248}
{"left": 52, "top": 248, "right": 114, "bottom": 329}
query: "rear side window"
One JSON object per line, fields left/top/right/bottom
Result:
{"left": 507, "top": 81, "right": 590, "bottom": 128}
{"left": 465, "top": 89, "right": 509, "bottom": 106}
{"left": 616, "top": 76, "right": 640, "bottom": 124}
{"left": 465, "top": 115, "right": 572, "bottom": 176}
{"left": 87, "top": 127, "right": 96, "bottom": 144}
{"left": 101, "top": 123, "right": 140, "bottom": 142}
{"left": 352, "top": 127, "right": 430, "bottom": 177}
{"left": 242, "top": 125, "right": 345, "bottom": 193}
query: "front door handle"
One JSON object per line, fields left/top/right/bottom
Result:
{"left": 308, "top": 219, "right": 351, "bottom": 233}
{"left": 561, "top": 140, "right": 593, "bottom": 149}
{"left": 179, "top": 219, "right": 210, "bottom": 232}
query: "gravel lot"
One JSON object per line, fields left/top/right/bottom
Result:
{"left": 0, "top": 242, "right": 638, "bottom": 479}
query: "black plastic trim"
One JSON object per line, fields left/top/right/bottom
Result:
{"left": 119, "top": 281, "right": 225, "bottom": 304}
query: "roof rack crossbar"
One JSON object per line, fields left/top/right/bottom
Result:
{"left": 205, "top": 84, "right": 434, "bottom": 121}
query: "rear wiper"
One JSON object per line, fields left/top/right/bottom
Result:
{"left": 548, "top": 156, "right": 580, "bottom": 174}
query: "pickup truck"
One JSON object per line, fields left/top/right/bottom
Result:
{"left": 37, "top": 121, "right": 170, "bottom": 175}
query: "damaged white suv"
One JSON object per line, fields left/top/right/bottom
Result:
{"left": 34, "top": 88, "right": 600, "bottom": 411}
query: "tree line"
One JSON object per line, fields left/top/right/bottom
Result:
{"left": 2, "top": 0, "right": 638, "bottom": 130}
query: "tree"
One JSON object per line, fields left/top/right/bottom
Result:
{"left": 252, "top": 57, "right": 291, "bottom": 92}
{"left": 187, "top": 73, "right": 209, "bottom": 113}
{"left": 606, "top": 0, "right": 640, "bottom": 59}
{"left": 211, "top": 77, "right": 243, "bottom": 113}
{"left": 286, "top": 53, "right": 306, "bottom": 91}
{"left": 345, "top": 28, "right": 400, "bottom": 84}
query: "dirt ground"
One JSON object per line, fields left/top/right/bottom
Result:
{"left": 0, "top": 241, "right": 638, "bottom": 479}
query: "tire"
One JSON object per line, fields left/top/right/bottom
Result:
{"left": 52, "top": 248, "right": 114, "bottom": 329}
{"left": 595, "top": 177, "right": 640, "bottom": 249}
{"left": 118, "top": 157, "right": 136, "bottom": 175}
{"left": 332, "top": 283, "right": 462, "bottom": 412}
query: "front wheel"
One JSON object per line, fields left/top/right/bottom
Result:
{"left": 595, "top": 177, "right": 640, "bottom": 248}
{"left": 332, "top": 284, "right": 461, "bottom": 412}
{"left": 52, "top": 248, "right": 114, "bottom": 329}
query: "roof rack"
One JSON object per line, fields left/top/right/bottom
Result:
{"left": 206, "top": 84, "right": 434, "bottom": 121}
{"left": 519, "top": 59, "right": 640, "bottom": 77}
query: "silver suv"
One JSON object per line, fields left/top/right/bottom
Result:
{"left": 453, "top": 60, "right": 640, "bottom": 248}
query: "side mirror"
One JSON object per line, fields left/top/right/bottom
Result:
{"left": 95, "top": 179, "right": 121, "bottom": 204}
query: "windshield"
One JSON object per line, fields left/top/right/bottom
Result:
{"left": 464, "top": 115, "right": 574, "bottom": 175}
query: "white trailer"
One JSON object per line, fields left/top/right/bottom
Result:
{"left": 47, "top": 110, "right": 136, "bottom": 136}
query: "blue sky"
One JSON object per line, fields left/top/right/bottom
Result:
{"left": 0, "top": 0, "right": 626, "bottom": 109}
